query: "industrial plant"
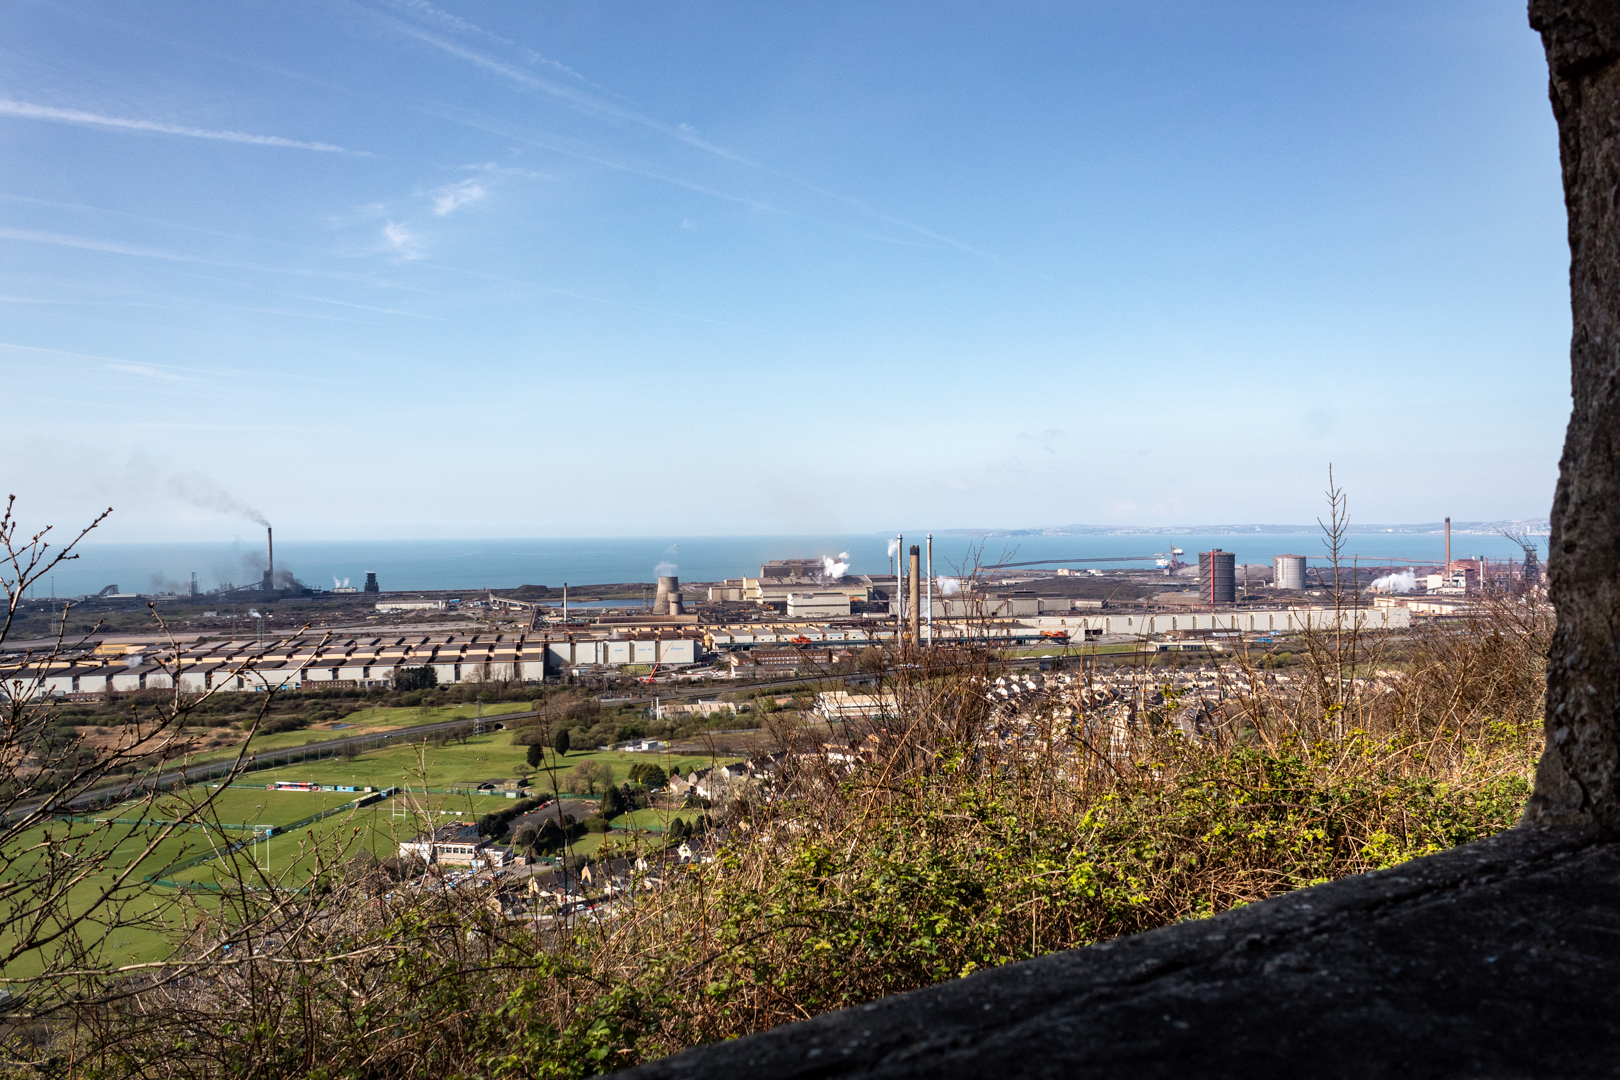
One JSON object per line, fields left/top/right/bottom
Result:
{"left": 2, "top": 515, "right": 1545, "bottom": 700}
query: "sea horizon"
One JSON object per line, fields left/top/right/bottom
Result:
{"left": 28, "top": 525, "right": 1549, "bottom": 599}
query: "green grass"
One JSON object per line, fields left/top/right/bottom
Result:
{"left": 611, "top": 808, "right": 702, "bottom": 833}
{"left": 1, "top": 816, "right": 233, "bottom": 977}
{"left": 536, "top": 747, "right": 731, "bottom": 790}
{"left": 4, "top": 732, "right": 740, "bottom": 973}
{"left": 180, "top": 701, "right": 534, "bottom": 764}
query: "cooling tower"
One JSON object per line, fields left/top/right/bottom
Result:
{"left": 654, "top": 575, "right": 680, "bottom": 615}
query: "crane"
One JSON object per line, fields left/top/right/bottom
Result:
{"left": 1496, "top": 529, "right": 1542, "bottom": 587}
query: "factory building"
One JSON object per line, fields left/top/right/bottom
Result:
{"left": 375, "top": 600, "right": 447, "bottom": 613}
{"left": 760, "top": 559, "right": 825, "bottom": 580}
{"left": 1426, "top": 559, "right": 1482, "bottom": 595}
{"left": 1200, "top": 549, "right": 1237, "bottom": 604}
{"left": 545, "top": 637, "right": 698, "bottom": 670}
{"left": 708, "top": 580, "right": 746, "bottom": 602}
{"left": 1274, "top": 555, "right": 1307, "bottom": 591}
{"left": 3, "top": 627, "right": 710, "bottom": 699}
{"left": 787, "top": 591, "right": 853, "bottom": 618}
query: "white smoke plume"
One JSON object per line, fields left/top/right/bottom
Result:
{"left": 821, "top": 552, "right": 850, "bottom": 579}
{"left": 169, "top": 472, "right": 270, "bottom": 527}
{"left": 937, "top": 576, "right": 961, "bottom": 596}
{"left": 654, "top": 560, "right": 678, "bottom": 576}
{"left": 333, "top": 576, "right": 350, "bottom": 589}
{"left": 887, "top": 538, "right": 899, "bottom": 558}
{"left": 1368, "top": 570, "right": 1418, "bottom": 594}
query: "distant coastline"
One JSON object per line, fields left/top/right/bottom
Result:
{"left": 939, "top": 520, "right": 1550, "bottom": 538}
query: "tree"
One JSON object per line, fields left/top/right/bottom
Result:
{"left": 566, "top": 759, "right": 607, "bottom": 795}
{"left": 628, "top": 762, "right": 666, "bottom": 788}
{"left": 526, "top": 742, "right": 546, "bottom": 768}
{"left": 395, "top": 665, "right": 437, "bottom": 692}
{"left": 534, "top": 817, "right": 565, "bottom": 850}
{"left": 600, "top": 785, "right": 625, "bottom": 818}
{"left": 553, "top": 728, "right": 571, "bottom": 756}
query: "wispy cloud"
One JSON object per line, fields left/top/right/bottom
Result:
{"left": 383, "top": 0, "right": 594, "bottom": 84}
{"left": 0, "top": 341, "right": 190, "bottom": 381}
{"left": 383, "top": 221, "right": 423, "bottom": 259}
{"left": 0, "top": 341, "right": 336, "bottom": 385}
{"left": 431, "top": 178, "right": 486, "bottom": 215}
{"left": 0, "top": 191, "right": 317, "bottom": 252}
{"left": 0, "top": 99, "right": 363, "bottom": 154}
{"left": 433, "top": 109, "right": 791, "bottom": 215}
{"left": 392, "top": 29, "right": 1023, "bottom": 271}
{"left": 0, "top": 225, "right": 198, "bottom": 262}
{"left": 0, "top": 225, "right": 407, "bottom": 286}
{"left": 285, "top": 293, "right": 438, "bottom": 318}
{"left": 461, "top": 161, "right": 552, "bottom": 180}
{"left": 104, "top": 360, "right": 191, "bottom": 382}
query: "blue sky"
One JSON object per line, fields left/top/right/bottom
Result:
{"left": 0, "top": 1, "right": 1567, "bottom": 541}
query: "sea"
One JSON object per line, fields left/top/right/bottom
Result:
{"left": 24, "top": 530, "right": 1545, "bottom": 600}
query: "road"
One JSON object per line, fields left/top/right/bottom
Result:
{"left": 26, "top": 672, "right": 838, "bottom": 816}
{"left": 31, "top": 711, "right": 541, "bottom": 817}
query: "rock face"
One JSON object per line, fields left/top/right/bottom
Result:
{"left": 625, "top": 829, "right": 1620, "bottom": 1079}
{"left": 1526, "top": 0, "right": 1620, "bottom": 832}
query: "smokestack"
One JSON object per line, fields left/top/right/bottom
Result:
{"left": 1445, "top": 517, "right": 1451, "bottom": 572}
{"left": 190, "top": 571, "right": 197, "bottom": 599}
{"left": 896, "top": 533, "right": 904, "bottom": 635}
{"left": 908, "top": 545, "right": 921, "bottom": 644}
{"left": 926, "top": 534, "right": 933, "bottom": 647}
{"left": 563, "top": 582, "right": 568, "bottom": 622}
{"left": 262, "top": 526, "right": 275, "bottom": 594}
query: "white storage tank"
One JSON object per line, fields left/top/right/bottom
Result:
{"left": 1274, "top": 554, "right": 1307, "bottom": 591}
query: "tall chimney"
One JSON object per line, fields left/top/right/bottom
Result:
{"left": 925, "top": 534, "right": 933, "bottom": 647}
{"left": 267, "top": 526, "right": 274, "bottom": 587}
{"left": 908, "top": 545, "right": 922, "bottom": 644}
{"left": 896, "top": 534, "right": 904, "bottom": 637}
{"left": 1444, "top": 517, "right": 1451, "bottom": 572}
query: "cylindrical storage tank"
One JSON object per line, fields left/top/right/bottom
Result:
{"left": 668, "top": 592, "right": 683, "bottom": 616}
{"left": 654, "top": 575, "right": 679, "bottom": 615}
{"left": 1274, "top": 554, "right": 1307, "bottom": 591}
{"left": 1199, "top": 549, "right": 1236, "bottom": 604}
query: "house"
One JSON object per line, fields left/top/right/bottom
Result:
{"left": 397, "top": 822, "right": 514, "bottom": 869}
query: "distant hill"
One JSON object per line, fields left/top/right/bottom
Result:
{"left": 937, "top": 520, "right": 1549, "bottom": 538}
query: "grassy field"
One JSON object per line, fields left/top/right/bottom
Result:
{"left": 181, "top": 700, "right": 535, "bottom": 764}
{"left": 3, "top": 731, "right": 741, "bottom": 974}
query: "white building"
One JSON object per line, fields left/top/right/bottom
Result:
{"left": 397, "top": 822, "right": 512, "bottom": 868}
{"left": 787, "top": 591, "right": 853, "bottom": 618}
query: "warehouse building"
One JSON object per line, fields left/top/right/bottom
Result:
{"left": 787, "top": 591, "right": 853, "bottom": 618}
